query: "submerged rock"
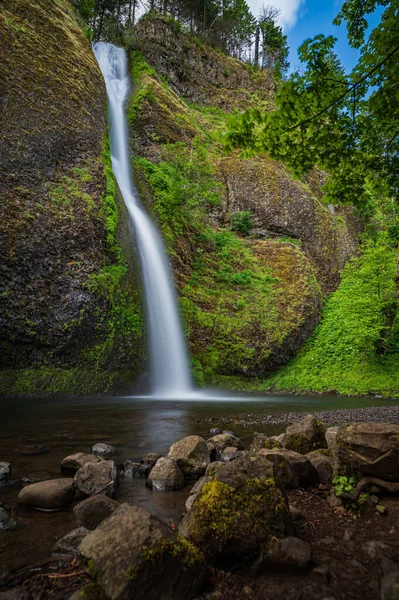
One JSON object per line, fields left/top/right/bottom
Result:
{"left": 74, "top": 461, "right": 118, "bottom": 498}
{"left": 259, "top": 448, "right": 318, "bottom": 489}
{"left": 91, "top": 443, "right": 117, "bottom": 456}
{"left": 167, "top": 436, "right": 209, "bottom": 479}
{"left": 20, "top": 471, "right": 51, "bottom": 486}
{"left": 147, "top": 457, "right": 185, "bottom": 491}
{"left": 336, "top": 422, "right": 399, "bottom": 480}
{"left": 0, "top": 506, "right": 18, "bottom": 531}
{"left": 74, "top": 495, "right": 119, "bottom": 530}
{"left": 20, "top": 445, "right": 50, "bottom": 456}
{"left": 0, "top": 462, "right": 11, "bottom": 483}
{"left": 53, "top": 527, "right": 89, "bottom": 556}
{"left": 17, "top": 478, "right": 74, "bottom": 510}
{"left": 61, "top": 453, "right": 103, "bottom": 474}
{"left": 79, "top": 504, "right": 206, "bottom": 600}
{"left": 284, "top": 415, "right": 327, "bottom": 454}
{"left": 179, "top": 454, "right": 292, "bottom": 559}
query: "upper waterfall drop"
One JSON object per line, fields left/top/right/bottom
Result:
{"left": 93, "top": 42, "right": 193, "bottom": 398}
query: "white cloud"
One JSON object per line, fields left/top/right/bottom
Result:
{"left": 247, "top": 0, "right": 306, "bottom": 31}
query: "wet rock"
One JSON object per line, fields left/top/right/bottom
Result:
{"left": 259, "top": 448, "right": 318, "bottom": 489}
{"left": 91, "top": 443, "right": 116, "bottom": 455}
{"left": 74, "top": 495, "right": 119, "bottom": 530}
{"left": 206, "top": 433, "right": 244, "bottom": 460}
{"left": 284, "top": 415, "right": 327, "bottom": 454}
{"left": 147, "top": 457, "right": 185, "bottom": 491}
{"left": 381, "top": 573, "right": 399, "bottom": 600}
{"left": 179, "top": 454, "right": 291, "bottom": 559}
{"left": 185, "top": 476, "right": 212, "bottom": 512}
{"left": 20, "top": 471, "right": 51, "bottom": 486}
{"left": 140, "top": 452, "right": 162, "bottom": 469}
{"left": 53, "top": 527, "right": 89, "bottom": 556}
{"left": 123, "top": 460, "right": 147, "bottom": 477}
{"left": 220, "top": 446, "right": 246, "bottom": 463}
{"left": 209, "top": 428, "right": 223, "bottom": 436}
{"left": 205, "top": 461, "right": 224, "bottom": 477}
{"left": 20, "top": 445, "right": 50, "bottom": 456}
{"left": 0, "top": 506, "right": 18, "bottom": 531}
{"left": 306, "top": 451, "right": 332, "bottom": 484}
{"left": 253, "top": 537, "right": 311, "bottom": 572}
{"left": 79, "top": 504, "right": 206, "bottom": 600}
{"left": 223, "top": 430, "right": 235, "bottom": 436}
{"left": 74, "top": 461, "right": 118, "bottom": 498}
{"left": 17, "top": 478, "right": 74, "bottom": 510}
{"left": 250, "top": 435, "right": 282, "bottom": 453}
{"left": 336, "top": 423, "right": 399, "bottom": 480}
{"left": 0, "top": 462, "right": 11, "bottom": 484}
{"left": 167, "top": 436, "right": 209, "bottom": 479}
{"left": 61, "top": 452, "right": 103, "bottom": 474}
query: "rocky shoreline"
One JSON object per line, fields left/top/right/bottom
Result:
{"left": 1, "top": 415, "right": 399, "bottom": 599}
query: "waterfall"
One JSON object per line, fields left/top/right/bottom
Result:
{"left": 93, "top": 42, "right": 193, "bottom": 398}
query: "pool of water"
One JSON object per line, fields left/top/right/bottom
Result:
{"left": 1, "top": 392, "right": 398, "bottom": 572}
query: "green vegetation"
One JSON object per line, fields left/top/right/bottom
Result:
{"left": 267, "top": 239, "right": 399, "bottom": 396}
{"left": 229, "top": 211, "right": 253, "bottom": 235}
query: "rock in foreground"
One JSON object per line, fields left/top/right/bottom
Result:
{"left": 79, "top": 504, "right": 206, "bottom": 600}
{"left": 17, "top": 478, "right": 74, "bottom": 510}
{"left": 167, "top": 436, "right": 209, "bottom": 479}
{"left": 179, "top": 454, "right": 292, "bottom": 559}
{"left": 284, "top": 415, "right": 327, "bottom": 454}
{"left": 74, "top": 495, "right": 119, "bottom": 530}
{"left": 258, "top": 448, "right": 318, "bottom": 489}
{"left": 147, "top": 457, "right": 185, "bottom": 491}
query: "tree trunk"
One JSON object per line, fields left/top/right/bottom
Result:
{"left": 254, "top": 25, "right": 259, "bottom": 68}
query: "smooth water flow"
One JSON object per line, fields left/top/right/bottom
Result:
{"left": 93, "top": 42, "right": 193, "bottom": 397}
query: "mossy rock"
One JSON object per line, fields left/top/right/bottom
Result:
{"left": 284, "top": 415, "right": 327, "bottom": 455}
{"left": 179, "top": 454, "right": 291, "bottom": 559}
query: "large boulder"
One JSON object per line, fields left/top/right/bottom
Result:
{"left": 179, "top": 454, "right": 292, "bottom": 559}
{"left": 147, "top": 457, "right": 185, "bottom": 491}
{"left": 336, "top": 423, "right": 399, "bottom": 481}
{"left": 61, "top": 453, "right": 103, "bottom": 474}
{"left": 17, "top": 478, "right": 74, "bottom": 509}
{"left": 167, "top": 436, "right": 209, "bottom": 479}
{"left": 259, "top": 448, "right": 318, "bottom": 489}
{"left": 74, "top": 461, "right": 118, "bottom": 498}
{"left": 206, "top": 433, "right": 244, "bottom": 460}
{"left": 284, "top": 415, "right": 327, "bottom": 454}
{"left": 253, "top": 537, "right": 311, "bottom": 573}
{"left": 79, "top": 504, "right": 206, "bottom": 600}
{"left": 185, "top": 476, "right": 212, "bottom": 512}
{"left": 74, "top": 495, "right": 119, "bottom": 530}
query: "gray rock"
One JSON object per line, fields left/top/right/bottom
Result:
{"left": 250, "top": 435, "right": 282, "bottom": 452}
{"left": 0, "top": 462, "right": 11, "bottom": 483}
{"left": 18, "top": 478, "right": 74, "bottom": 510}
{"left": 179, "top": 454, "right": 292, "bottom": 559}
{"left": 381, "top": 573, "right": 399, "bottom": 600}
{"left": 91, "top": 443, "right": 116, "bottom": 455}
{"left": 74, "top": 495, "right": 119, "bottom": 530}
{"left": 206, "top": 433, "right": 244, "bottom": 460}
{"left": 259, "top": 448, "right": 318, "bottom": 489}
{"left": 306, "top": 451, "right": 332, "bottom": 484}
{"left": 325, "top": 427, "right": 339, "bottom": 475}
{"left": 205, "top": 461, "right": 224, "bottom": 477}
{"left": 167, "top": 436, "right": 209, "bottom": 479}
{"left": 223, "top": 430, "right": 235, "bottom": 436}
{"left": 123, "top": 460, "right": 148, "bottom": 477}
{"left": 253, "top": 537, "right": 311, "bottom": 572}
{"left": 0, "top": 507, "right": 18, "bottom": 531}
{"left": 61, "top": 452, "right": 103, "bottom": 474}
{"left": 147, "top": 457, "right": 185, "bottom": 491}
{"left": 289, "top": 504, "right": 305, "bottom": 521}
{"left": 140, "top": 452, "right": 162, "bottom": 469}
{"left": 220, "top": 447, "right": 246, "bottom": 463}
{"left": 78, "top": 504, "right": 206, "bottom": 600}
{"left": 284, "top": 415, "right": 327, "bottom": 454}
{"left": 53, "top": 527, "right": 89, "bottom": 556}
{"left": 210, "top": 428, "right": 223, "bottom": 436}
{"left": 336, "top": 423, "right": 399, "bottom": 481}
{"left": 20, "top": 471, "right": 51, "bottom": 487}
{"left": 74, "top": 460, "right": 118, "bottom": 498}
{"left": 20, "top": 445, "right": 50, "bottom": 456}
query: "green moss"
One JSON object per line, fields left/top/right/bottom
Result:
{"left": 189, "top": 478, "right": 287, "bottom": 556}
{"left": 285, "top": 433, "right": 311, "bottom": 454}
{"left": 140, "top": 536, "right": 203, "bottom": 568}
{"left": 263, "top": 439, "right": 281, "bottom": 449}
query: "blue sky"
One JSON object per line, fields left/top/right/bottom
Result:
{"left": 246, "top": 0, "right": 380, "bottom": 74}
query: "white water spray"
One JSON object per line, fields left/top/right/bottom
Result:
{"left": 93, "top": 42, "right": 193, "bottom": 398}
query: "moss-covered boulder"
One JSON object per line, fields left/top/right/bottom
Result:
{"left": 179, "top": 454, "right": 292, "bottom": 560}
{"left": 79, "top": 504, "right": 206, "bottom": 600}
{"left": 284, "top": 415, "right": 327, "bottom": 454}
{"left": 167, "top": 435, "right": 209, "bottom": 479}
{"left": 336, "top": 422, "right": 399, "bottom": 481}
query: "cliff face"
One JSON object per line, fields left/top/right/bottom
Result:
{"left": 130, "top": 17, "right": 359, "bottom": 385}
{"left": 0, "top": 0, "right": 143, "bottom": 394}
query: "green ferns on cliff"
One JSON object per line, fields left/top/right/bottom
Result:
{"left": 267, "top": 239, "right": 399, "bottom": 397}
